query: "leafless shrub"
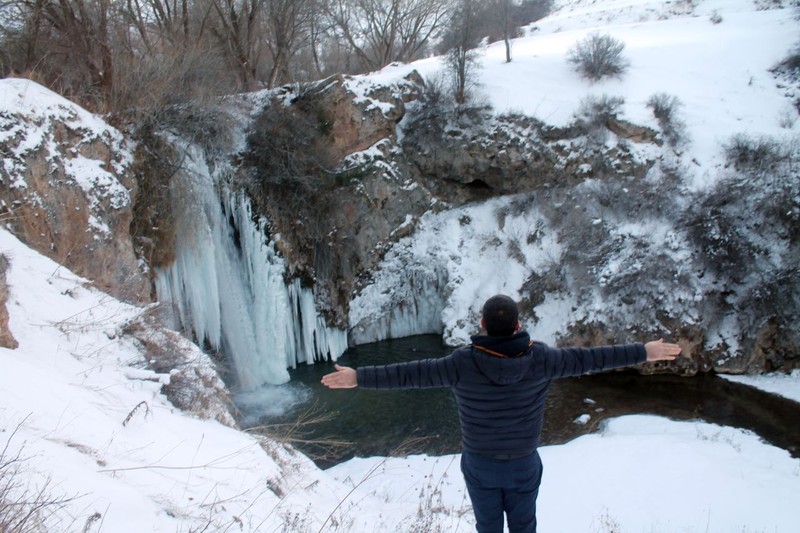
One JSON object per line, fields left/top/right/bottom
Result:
{"left": 246, "top": 99, "right": 334, "bottom": 180}
{"left": 567, "top": 33, "right": 630, "bottom": 82}
{"left": 280, "top": 508, "right": 314, "bottom": 531}
{"left": 409, "top": 457, "right": 457, "bottom": 527}
{"left": 313, "top": 436, "right": 452, "bottom": 533}
{"left": 420, "top": 71, "right": 455, "bottom": 110}
{"left": 577, "top": 94, "right": 625, "bottom": 127}
{"left": 574, "top": 94, "right": 625, "bottom": 144}
{"left": 646, "top": 93, "right": 689, "bottom": 147}
{"left": 111, "top": 44, "right": 235, "bottom": 126}
{"left": 400, "top": 73, "right": 493, "bottom": 176}
{"left": 242, "top": 88, "right": 340, "bottom": 230}
{"left": 646, "top": 93, "right": 680, "bottom": 125}
{"left": 723, "top": 133, "right": 787, "bottom": 173}
{"left": 771, "top": 42, "right": 800, "bottom": 85}
{"left": 444, "top": 46, "right": 483, "bottom": 105}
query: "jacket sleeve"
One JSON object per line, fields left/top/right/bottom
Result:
{"left": 356, "top": 355, "right": 458, "bottom": 390}
{"left": 536, "top": 343, "right": 646, "bottom": 380}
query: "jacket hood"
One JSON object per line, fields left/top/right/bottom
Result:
{"left": 470, "top": 331, "right": 534, "bottom": 385}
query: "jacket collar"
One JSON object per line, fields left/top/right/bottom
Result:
{"left": 471, "top": 331, "right": 532, "bottom": 358}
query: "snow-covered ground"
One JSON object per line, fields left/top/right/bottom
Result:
{"left": 721, "top": 369, "right": 800, "bottom": 404}
{"left": 2, "top": 0, "right": 799, "bottom": 531}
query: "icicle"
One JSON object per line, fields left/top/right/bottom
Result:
{"left": 154, "top": 143, "right": 346, "bottom": 390}
{"left": 349, "top": 263, "right": 447, "bottom": 345}
{"left": 288, "top": 279, "right": 348, "bottom": 366}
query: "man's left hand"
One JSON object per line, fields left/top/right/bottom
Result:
{"left": 645, "top": 339, "right": 682, "bottom": 361}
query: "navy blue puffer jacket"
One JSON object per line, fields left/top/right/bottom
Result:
{"left": 356, "top": 331, "right": 646, "bottom": 458}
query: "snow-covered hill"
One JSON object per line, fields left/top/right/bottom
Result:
{"left": 372, "top": 0, "right": 797, "bottom": 189}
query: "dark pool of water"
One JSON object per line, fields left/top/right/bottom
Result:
{"left": 237, "top": 335, "right": 800, "bottom": 468}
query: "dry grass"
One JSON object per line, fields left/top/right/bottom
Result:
{"left": 0, "top": 417, "right": 89, "bottom": 532}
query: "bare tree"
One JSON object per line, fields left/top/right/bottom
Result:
{"left": 208, "top": 0, "right": 266, "bottom": 90}
{"left": 121, "top": 0, "right": 209, "bottom": 51}
{"left": 108, "top": 0, "right": 243, "bottom": 116}
{"left": 491, "top": 0, "right": 513, "bottom": 63}
{"left": 264, "top": 0, "right": 315, "bottom": 86}
{"left": 1, "top": 0, "right": 117, "bottom": 110}
{"left": 441, "top": 0, "right": 482, "bottom": 104}
{"left": 307, "top": 1, "right": 333, "bottom": 78}
{"left": 322, "top": 0, "right": 449, "bottom": 73}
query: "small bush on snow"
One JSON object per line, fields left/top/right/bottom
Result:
{"left": 573, "top": 94, "right": 625, "bottom": 145}
{"left": 567, "top": 33, "right": 630, "bottom": 82}
{"left": 723, "top": 133, "right": 787, "bottom": 173}
{"left": 401, "top": 73, "right": 493, "bottom": 155}
{"left": 577, "top": 94, "right": 625, "bottom": 125}
{"left": 646, "top": 93, "right": 689, "bottom": 147}
{"left": 773, "top": 42, "right": 800, "bottom": 77}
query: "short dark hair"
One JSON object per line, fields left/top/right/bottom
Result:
{"left": 481, "top": 295, "right": 519, "bottom": 336}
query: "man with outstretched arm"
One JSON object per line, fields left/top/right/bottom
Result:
{"left": 321, "top": 294, "right": 681, "bottom": 533}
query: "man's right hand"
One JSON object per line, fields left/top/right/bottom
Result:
{"left": 321, "top": 364, "right": 358, "bottom": 388}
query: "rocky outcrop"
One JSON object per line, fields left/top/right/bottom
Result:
{"left": 400, "top": 108, "right": 656, "bottom": 206}
{"left": 244, "top": 72, "right": 433, "bottom": 327}
{"left": 303, "top": 72, "right": 424, "bottom": 160}
{"left": 607, "top": 118, "right": 660, "bottom": 144}
{"left": 7, "top": 74, "right": 783, "bottom": 377}
{"left": 0, "top": 79, "right": 149, "bottom": 303}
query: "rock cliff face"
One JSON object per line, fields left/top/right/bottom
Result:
{"left": 0, "top": 80, "right": 149, "bottom": 303}
{"left": 242, "top": 72, "right": 434, "bottom": 327}
{"left": 246, "top": 75, "right": 660, "bottom": 334}
{"left": 242, "top": 75, "right": 796, "bottom": 376}
{"left": 3, "top": 76, "right": 793, "bottom": 376}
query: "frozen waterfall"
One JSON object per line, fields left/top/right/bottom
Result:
{"left": 155, "top": 144, "right": 347, "bottom": 390}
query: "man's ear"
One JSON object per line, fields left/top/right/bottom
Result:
{"left": 480, "top": 317, "right": 486, "bottom": 332}
{"left": 515, "top": 320, "right": 521, "bottom": 332}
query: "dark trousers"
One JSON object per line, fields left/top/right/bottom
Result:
{"left": 460, "top": 450, "right": 543, "bottom": 533}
